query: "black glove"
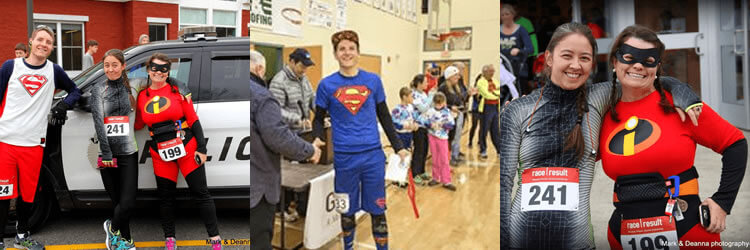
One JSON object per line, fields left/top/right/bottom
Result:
{"left": 49, "top": 101, "right": 71, "bottom": 126}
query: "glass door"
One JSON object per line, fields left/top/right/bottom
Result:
{"left": 715, "top": 0, "right": 749, "bottom": 129}
{"left": 633, "top": 0, "right": 705, "bottom": 97}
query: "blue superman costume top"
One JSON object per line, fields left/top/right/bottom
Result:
{"left": 315, "top": 69, "right": 386, "bottom": 153}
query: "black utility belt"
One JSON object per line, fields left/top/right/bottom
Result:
{"left": 147, "top": 119, "right": 193, "bottom": 150}
{"left": 613, "top": 167, "right": 698, "bottom": 204}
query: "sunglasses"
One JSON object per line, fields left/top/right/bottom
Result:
{"left": 35, "top": 25, "right": 55, "bottom": 35}
{"left": 149, "top": 62, "right": 171, "bottom": 73}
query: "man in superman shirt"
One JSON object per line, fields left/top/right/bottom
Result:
{"left": 0, "top": 25, "right": 81, "bottom": 249}
{"left": 312, "top": 30, "right": 408, "bottom": 250}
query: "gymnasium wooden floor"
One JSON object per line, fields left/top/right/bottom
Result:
{"left": 272, "top": 116, "right": 501, "bottom": 249}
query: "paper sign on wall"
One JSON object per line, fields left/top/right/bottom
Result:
{"left": 250, "top": 0, "right": 302, "bottom": 37}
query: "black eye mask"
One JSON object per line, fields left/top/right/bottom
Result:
{"left": 615, "top": 43, "right": 660, "bottom": 68}
{"left": 150, "top": 63, "right": 170, "bottom": 73}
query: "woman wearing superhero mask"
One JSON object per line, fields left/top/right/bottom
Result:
{"left": 600, "top": 25, "right": 747, "bottom": 249}
{"left": 134, "top": 53, "right": 224, "bottom": 250}
{"left": 500, "top": 22, "right": 703, "bottom": 249}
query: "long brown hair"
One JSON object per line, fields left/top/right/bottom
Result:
{"left": 144, "top": 52, "right": 179, "bottom": 97}
{"left": 410, "top": 74, "right": 425, "bottom": 89}
{"left": 102, "top": 49, "right": 136, "bottom": 109}
{"left": 543, "top": 22, "right": 598, "bottom": 160}
{"left": 606, "top": 25, "right": 672, "bottom": 122}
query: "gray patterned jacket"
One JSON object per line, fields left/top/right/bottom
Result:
{"left": 90, "top": 77, "right": 138, "bottom": 161}
{"left": 499, "top": 77, "right": 700, "bottom": 249}
{"left": 268, "top": 65, "right": 315, "bottom": 132}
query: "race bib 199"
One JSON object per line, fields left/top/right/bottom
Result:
{"left": 0, "top": 184, "right": 13, "bottom": 197}
{"left": 520, "top": 167, "right": 579, "bottom": 211}
{"left": 157, "top": 138, "right": 186, "bottom": 161}
{"left": 621, "top": 216, "right": 679, "bottom": 250}
{"left": 104, "top": 116, "right": 130, "bottom": 137}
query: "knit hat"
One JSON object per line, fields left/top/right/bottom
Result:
{"left": 444, "top": 66, "right": 459, "bottom": 79}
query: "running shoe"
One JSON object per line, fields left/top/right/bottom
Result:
{"left": 210, "top": 238, "right": 222, "bottom": 250}
{"left": 14, "top": 234, "right": 44, "bottom": 250}
{"left": 117, "top": 239, "right": 136, "bottom": 250}
{"left": 450, "top": 159, "right": 461, "bottom": 166}
{"left": 284, "top": 211, "right": 299, "bottom": 222}
{"left": 104, "top": 219, "right": 120, "bottom": 250}
{"left": 443, "top": 183, "right": 457, "bottom": 191}
{"left": 419, "top": 173, "right": 431, "bottom": 181}
{"left": 413, "top": 175, "right": 424, "bottom": 185}
{"left": 165, "top": 237, "right": 177, "bottom": 250}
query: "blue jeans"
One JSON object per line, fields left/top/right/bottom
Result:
{"left": 479, "top": 105, "right": 500, "bottom": 154}
{"left": 451, "top": 111, "right": 464, "bottom": 160}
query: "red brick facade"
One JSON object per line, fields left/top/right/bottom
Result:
{"left": 0, "top": 0, "right": 249, "bottom": 63}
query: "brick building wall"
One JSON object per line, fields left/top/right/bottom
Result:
{"left": 0, "top": 0, "right": 248, "bottom": 64}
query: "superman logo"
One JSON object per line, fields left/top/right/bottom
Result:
{"left": 375, "top": 197, "right": 386, "bottom": 209}
{"left": 17, "top": 74, "right": 48, "bottom": 97}
{"left": 334, "top": 85, "right": 371, "bottom": 115}
{"left": 144, "top": 96, "right": 171, "bottom": 114}
{"left": 605, "top": 116, "right": 661, "bottom": 156}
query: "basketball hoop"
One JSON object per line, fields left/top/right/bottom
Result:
{"left": 437, "top": 30, "right": 471, "bottom": 50}
{"left": 450, "top": 31, "right": 471, "bottom": 50}
{"left": 438, "top": 30, "right": 466, "bottom": 42}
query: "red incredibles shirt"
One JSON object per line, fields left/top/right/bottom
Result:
{"left": 600, "top": 91, "right": 744, "bottom": 180}
{"left": 135, "top": 84, "right": 198, "bottom": 130}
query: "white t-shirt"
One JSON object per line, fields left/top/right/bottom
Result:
{"left": 0, "top": 58, "right": 80, "bottom": 146}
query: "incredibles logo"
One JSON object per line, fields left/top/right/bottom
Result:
{"left": 144, "top": 96, "right": 171, "bottom": 114}
{"left": 605, "top": 116, "right": 661, "bottom": 156}
{"left": 334, "top": 85, "right": 370, "bottom": 115}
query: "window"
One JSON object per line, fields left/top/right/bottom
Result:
{"left": 127, "top": 58, "right": 193, "bottom": 87}
{"left": 149, "top": 24, "right": 167, "bottom": 42}
{"left": 34, "top": 21, "right": 84, "bottom": 71}
{"left": 213, "top": 10, "right": 236, "bottom": 37}
{"left": 180, "top": 8, "right": 207, "bottom": 29}
{"left": 634, "top": 0, "right": 698, "bottom": 34}
{"left": 209, "top": 56, "right": 250, "bottom": 101}
{"left": 179, "top": 7, "right": 239, "bottom": 37}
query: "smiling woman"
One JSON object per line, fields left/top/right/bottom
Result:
{"left": 499, "top": 22, "right": 703, "bottom": 250}
{"left": 600, "top": 25, "right": 747, "bottom": 250}
{"left": 135, "top": 52, "right": 223, "bottom": 249}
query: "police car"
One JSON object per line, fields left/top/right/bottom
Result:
{"left": 15, "top": 28, "right": 250, "bottom": 231}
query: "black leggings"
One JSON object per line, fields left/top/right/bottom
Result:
{"left": 100, "top": 153, "right": 138, "bottom": 240}
{"left": 0, "top": 197, "right": 33, "bottom": 237}
{"left": 411, "top": 128, "right": 429, "bottom": 176}
{"left": 0, "top": 174, "right": 37, "bottom": 237}
{"left": 467, "top": 111, "right": 481, "bottom": 145}
{"left": 156, "top": 165, "right": 219, "bottom": 238}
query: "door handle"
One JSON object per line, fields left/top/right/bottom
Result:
{"left": 694, "top": 33, "right": 704, "bottom": 56}
{"left": 735, "top": 29, "right": 746, "bottom": 55}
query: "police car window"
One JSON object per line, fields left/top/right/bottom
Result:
{"left": 126, "top": 58, "right": 192, "bottom": 85}
{"left": 208, "top": 56, "right": 250, "bottom": 101}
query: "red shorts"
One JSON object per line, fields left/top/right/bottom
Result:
{"left": 148, "top": 138, "right": 200, "bottom": 182}
{"left": 0, "top": 142, "right": 43, "bottom": 202}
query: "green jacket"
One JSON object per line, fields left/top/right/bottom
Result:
{"left": 515, "top": 17, "right": 538, "bottom": 57}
